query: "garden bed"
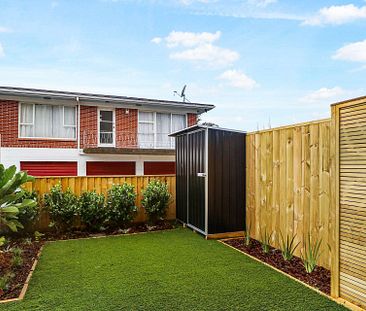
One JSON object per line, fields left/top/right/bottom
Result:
{"left": 222, "top": 237, "right": 331, "bottom": 295}
{"left": 40, "top": 220, "right": 177, "bottom": 241}
{"left": 0, "top": 240, "right": 43, "bottom": 301}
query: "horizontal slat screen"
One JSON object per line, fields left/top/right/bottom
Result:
{"left": 339, "top": 103, "right": 366, "bottom": 309}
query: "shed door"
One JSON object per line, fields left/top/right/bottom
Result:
{"left": 187, "top": 129, "right": 206, "bottom": 233}
{"left": 339, "top": 103, "right": 366, "bottom": 309}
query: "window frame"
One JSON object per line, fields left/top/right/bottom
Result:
{"left": 97, "top": 107, "right": 116, "bottom": 147}
{"left": 137, "top": 110, "right": 187, "bottom": 149}
{"left": 18, "top": 102, "right": 77, "bottom": 141}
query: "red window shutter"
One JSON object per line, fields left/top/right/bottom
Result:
{"left": 86, "top": 162, "right": 136, "bottom": 176}
{"left": 20, "top": 162, "right": 78, "bottom": 177}
{"left": 144, "top": 162, "right": 175, "bottom": 175}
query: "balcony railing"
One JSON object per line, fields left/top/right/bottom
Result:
{"left": 81, "top": 130, "right": 176, "bottom": 150}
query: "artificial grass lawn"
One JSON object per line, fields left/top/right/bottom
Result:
{"left": 1, "top": 228, "right": 346, "bottom": 311}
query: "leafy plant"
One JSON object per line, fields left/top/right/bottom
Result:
{"left": 141, "top": 180, "right": 171, "bottom": 223}
{"left": 43, "top": 183, "right": 79, "bottom": 232}
{"left": 278, "top": 232, "right": 300, "bottom": 261}
{"left": 0, "top": 273, "right": 13, "bottom": 292}
{"left": 300, "top": 235, "right": 322, "bottom": 273}
{"left": 11, "top": 254, "right": 23, "bottom": 267}
{"left": 11, "top": 246, "right": 22, "bottom": 257}
{"left": 260, "top": 229, "right": 273, "bottom": 254}
{"left": 34, "top": 230, "right": 44, "bottom": 242}
{"left": 244, "top": 223, "right": 251, "bottom": 247}
{"left": 15, "top": 190, "right": 40, "bottom": 231}
{"left": 106, "top": 184, "right": 137, "bottom": 229}
{"left": 0, "top": 236, "right": 5, "bottom": 247}
{"left": 0, "top": 164, "right": 36, "bottom": 233}
{"left": 79, "top": 191, "right": 106, "bottom": 231}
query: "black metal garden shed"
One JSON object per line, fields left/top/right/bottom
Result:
{"left": 170, "top": 125, "right": 246, "bottom": 238}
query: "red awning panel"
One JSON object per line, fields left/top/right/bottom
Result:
{"left": 86, "top": 161, "right": 136, "bottom": 176}
{"left": 144, "top": 162, "right": 175, "bottom": 175}
{"left": 20, "top": 161, "right": 78, "bottom": 177}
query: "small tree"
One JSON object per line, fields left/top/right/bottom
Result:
{"left": 0, "top": 165, "right": 36, "bottom": 233}
{"left": 79, "top": 191, "right": 106, "bottom": 232}
{"left": 44, "top": 183, "right": 79, "bottom": 232}
{"left": 106, "top": 184, "right": 137, "bottom": 229}
{"left": 142, "top": 180, "right": 171, "bottom": 224}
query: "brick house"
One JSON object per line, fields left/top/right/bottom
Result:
{"left": 0, "top": 86, "right": 214, "bottom": 176}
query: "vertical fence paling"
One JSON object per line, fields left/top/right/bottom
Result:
{"left": 246, "top": 119, "right": 332, "bottom": 269}
{"left": 24, "top": 175, "right": 176, "bottom": 228}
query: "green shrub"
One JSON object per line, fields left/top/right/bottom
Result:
{"left": 141, "top": 180, "right": 171, "bottom": 223}
{"left": 15, "top": 190, "right": 40, "bottom": 231}
{"left": 79, "top": 191, "right": 106, "bottom": 231}
{"left": 43, "top": 183, "right": 79, "bottom": 232}
{"left": 0, "top": 164, "right": 36, "bottom": 233}
{"left": 301, "top": 235, "right": 322, "bottom": 273}
{"left": 260, "top": 229, "right": 273, "bottom": 254}
{"left": 106, "top": 184, "right": 137, "bottom": 229}
{"left": 278, "top": 232, "right": 300, "bottom": 261}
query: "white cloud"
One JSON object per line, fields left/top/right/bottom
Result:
{"left": 0, "top": 27, "right": 11, "bottom": 33}
{"left": 151, "top": 37, "right": 162, "bottom": 44}
{"left": 179, "top": 0, "right": 214, "bottom": 5}
{"left": 218, "top": 69, "right": 258, "bottom": 90}
{"left": 164, "top": 31, "right": 221, "bottom": 48}
{"left": 302, "top": 87, "right": 344, "bottom": 102}
{"left": 170, "top": 44, "right": 239, "bottom": 67}
{"left": 303, "top": 4, "right": 366, "bottom": 26}
{"left": 248, "top": 0, "right": 277, "bottom": 8}
{"left": 333, "top": 40, "right": 366, "bottom": 62}
{"left": 0, "top": 44, "right": 4, "bottom": 57}
{"left": 153, "top": 31, "right": 239, "bottom": 67}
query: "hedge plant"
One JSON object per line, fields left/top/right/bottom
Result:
{"left": 44, "top": 183, "right": 79, "bottom": 232}
{"left": 141, "top": 179, "right": 171, "bottom": 223}
{"left": 79, "top": 191, "right": 106, "bottom": 232}
{"left": 106, "top": 184, "right": 137, "bottom": 229}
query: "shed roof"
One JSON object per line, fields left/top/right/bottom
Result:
{"left": 169, "top": 124, "right": 246, "bottom": 137}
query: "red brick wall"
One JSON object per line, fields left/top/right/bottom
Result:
{"left": 0, "top": 101, "right": 77, "bottom": 148}
{"left": 188, "top": 113, "right": 198, "bottom": 126}
{"left": 116, "top": 108, "right": 138, "bottom": 148}
{"left": 80, "top": 105, "right": 98, "bottom": 148}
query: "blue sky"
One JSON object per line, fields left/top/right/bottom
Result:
{"left": 0, "top": 0, "right": 366, "bottom": 130}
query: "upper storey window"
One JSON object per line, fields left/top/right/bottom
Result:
{"left": 138, "top": 111, "right": 186, "bottom": 149}
{"left": 19, "top": 103, "right": 77, "bottom": 139}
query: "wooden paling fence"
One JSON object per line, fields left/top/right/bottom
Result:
{"left": 24, "top": 175, "right": 176, "bottom": 229}
{"left": 246, "top": 119, "right": 334, "bottom": 269}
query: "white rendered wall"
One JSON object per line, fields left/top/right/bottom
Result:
{"left": 0, "top": 147, "right": 175, "bottom": 176}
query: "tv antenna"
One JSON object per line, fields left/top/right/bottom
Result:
{"left": 174, "top": 85, "right": 190, "bottom": 103}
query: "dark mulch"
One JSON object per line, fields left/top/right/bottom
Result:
{"left": 41, "top": 220, "right": 177, "bottom": 241}
{"left": 0, "top": 241, "right": 43, "bottom": 300}
{"left": 223, "top": 237, "right": 331, "bottom": 295}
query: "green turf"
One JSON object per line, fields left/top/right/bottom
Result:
{"left": 0, "top": 228, "right": 345, "bottom": 311}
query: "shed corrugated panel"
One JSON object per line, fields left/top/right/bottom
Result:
{"left": 86, "top": 161, "right": 135, "bottom": 176}
{"left": 143, "top": 162, "right": 175, "bottom": 175}
{"left": 208, "top": 129, "right": 246, "bottom": 234}
{"left": 339, "top": 103, "right": 366, "bottom": 309}
{"left": 20, "top": 161, "right": 78, "bottom": 176}
{"left": 175, "top": 135, "right": 188, "bottom": 223}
